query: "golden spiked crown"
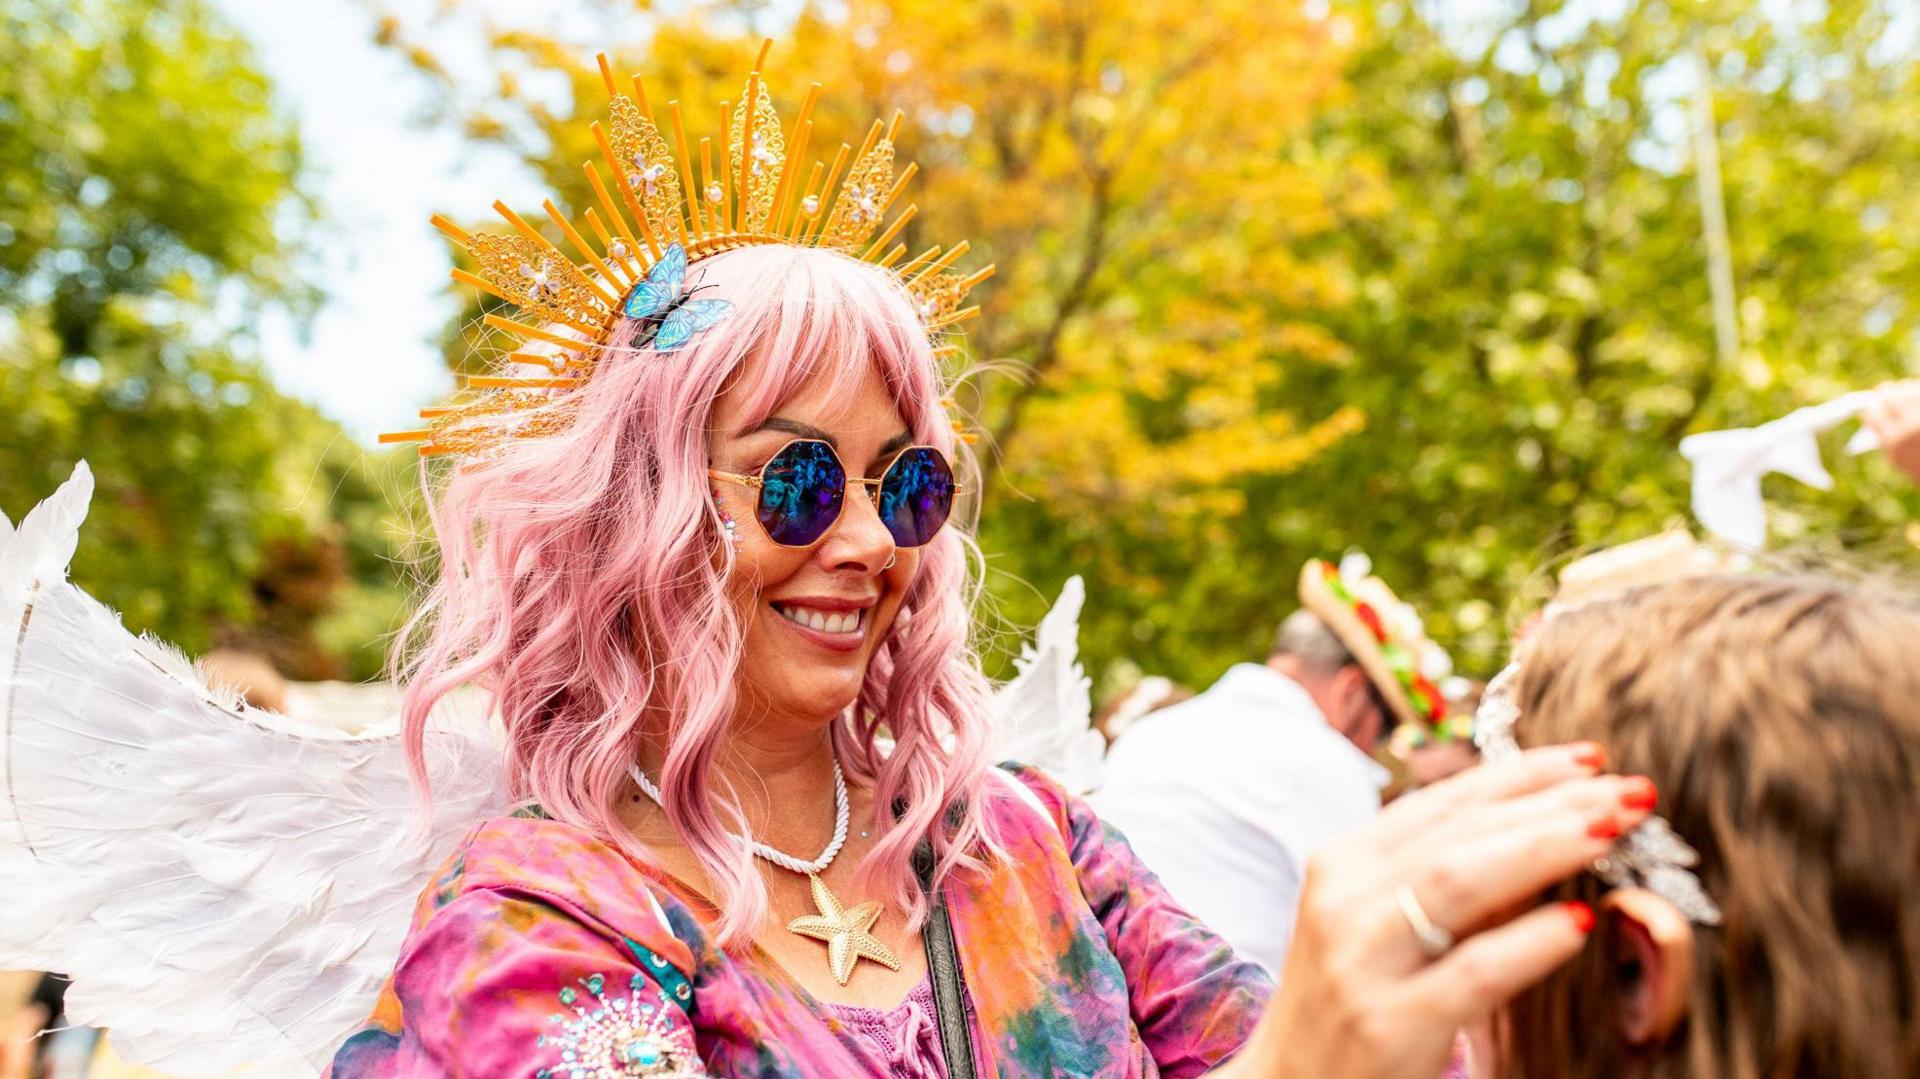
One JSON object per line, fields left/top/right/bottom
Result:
{"left": 381, "top": 41, "right": 992, "bottom": 457}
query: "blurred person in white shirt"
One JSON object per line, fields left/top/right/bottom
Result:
{"left": 1094, "top": 555, "right": 1454, "bottom": 976}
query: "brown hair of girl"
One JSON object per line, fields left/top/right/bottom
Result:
{"left": 1501, "top": 574, "right": 1920, "bottom": 1079}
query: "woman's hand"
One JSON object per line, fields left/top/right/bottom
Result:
{"left": 1864, "top": 380, "right": 1920, "bottom": 484}
{"left": 1223, "top": 744, "right": 1654, "bottom": 1079}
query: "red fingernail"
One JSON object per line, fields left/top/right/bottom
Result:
{"left": 1572, "top": 742, "right": 1607, "bottom": 771}
{"left": 1586, "top": 818, "right": 1621, "bottom": 839}
{"left": 1621, "top": 776, "right": 1658, "bottom": 810}
{"left": 1565, "top": 900, "right": 1595, "bottom": 934}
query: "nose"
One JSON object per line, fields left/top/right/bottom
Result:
{"left": 816, "top": 477, "right": 896, "bottom": 573}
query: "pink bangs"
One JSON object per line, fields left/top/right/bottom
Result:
{"left": 704, "top": 246, "right": 951, "bottom": 452}
{"left": 394, "top": 244, "right": 998, "bottom": 944}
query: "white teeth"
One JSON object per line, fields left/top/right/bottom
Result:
{"left": 775, "top": 604, "right": 863, "bottom": 635}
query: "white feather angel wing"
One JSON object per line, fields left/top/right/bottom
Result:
{"left": 0, "top": 462, "right": 507, "bottom": 1077}
{"left": 989, "top": 576, "right": 1104, "bottom": 794}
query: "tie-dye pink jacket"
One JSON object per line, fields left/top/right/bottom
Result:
{"left": 326, "top": 764, "right": 1273, "bottom": 1077}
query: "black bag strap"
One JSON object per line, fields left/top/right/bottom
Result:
{"left": 913, "top": 839, "right": 977, "bottom": 1079}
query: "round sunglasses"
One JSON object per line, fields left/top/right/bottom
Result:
{"left": 708, "top": 439, "right": 961, "bottom": 548}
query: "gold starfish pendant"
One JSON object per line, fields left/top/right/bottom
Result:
{"left": 785, "top": 873, "right": 901, "bottom": 985}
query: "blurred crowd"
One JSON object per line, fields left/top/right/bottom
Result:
{"left": 1087, "top": 380, "right": 1920, "bottom": 981}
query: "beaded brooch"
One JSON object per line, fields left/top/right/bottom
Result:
{"left": 535, "top": 971, "right": 704, "bottom": 1078}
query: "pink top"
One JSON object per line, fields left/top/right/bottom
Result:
{"left": 821, "top": 976, "right": 963, "bottom": 1078}
{"left": 327, "top": 764, "right": 1273, "bottom": 1077}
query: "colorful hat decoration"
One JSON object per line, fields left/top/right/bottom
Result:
{"left": 1297, "top": 552, "right": 1453, "bottom": 736}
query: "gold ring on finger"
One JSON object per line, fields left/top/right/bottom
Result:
{"left": 1395, "top": 884, "right": 1455, "bottom": 958}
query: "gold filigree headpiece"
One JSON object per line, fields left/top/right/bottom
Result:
{"left": 381, "top": 41, "right": 992, "bottom": 457}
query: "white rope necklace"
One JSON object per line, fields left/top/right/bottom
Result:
{"left": 626, "top": 760, "right": 849, "bottom": 875}
{"left": 627, "top": 757, "right": 899, "bottom": 985}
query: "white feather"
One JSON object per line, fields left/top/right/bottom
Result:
{"left": 989, "top": 576, "right": 1104, "bottom": 794}
{"left": 0, "top": 461, "right": 91, "bottom": 582}
{"left": 0, "top": 463, "right": 507, "bottom": 1076}
{"left": 0, "top": 463, "right": 94, "bottom": 690}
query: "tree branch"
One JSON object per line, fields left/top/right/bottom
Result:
{"left": 981, "top": 168, "right": 1115, "bottom": 490}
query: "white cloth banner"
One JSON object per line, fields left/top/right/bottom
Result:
{"left": 1679, "top": 391, "right": 1883, "bottom": 549}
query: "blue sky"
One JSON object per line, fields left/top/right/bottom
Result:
{"left": 213, "top": 0, "right": 550, "bottom": 442}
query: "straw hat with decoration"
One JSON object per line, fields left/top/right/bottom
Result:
{"left": 1297, "top": 552, "right": 1459, "bottom": 740}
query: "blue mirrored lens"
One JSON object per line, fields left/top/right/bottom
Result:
{"left": 758, "top": 440, "right": 845, "bottom": 546}
{"left": 876, "top": 447, "right": 955, "bottom": 548}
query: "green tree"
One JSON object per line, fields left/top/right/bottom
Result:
{"left": 0, "top": 0, "right": 410, "bottom": 679}
{"left": 1256, "top": 0, "right": 1920, "bottom": 673}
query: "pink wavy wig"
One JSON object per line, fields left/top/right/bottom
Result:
{"left": 395, "top": 244, "right": 1000, "bottom": 942}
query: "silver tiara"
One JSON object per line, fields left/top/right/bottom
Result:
{"left": 1474, "top": 665, "right": 1722, "bottom": 926}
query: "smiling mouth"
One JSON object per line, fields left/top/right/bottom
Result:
{"left": 771, "top": 602, "right": 867, "bottom": 636}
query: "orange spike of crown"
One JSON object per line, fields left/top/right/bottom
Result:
{"left": 382, "top": 40, "right": 990, "bottom": 458}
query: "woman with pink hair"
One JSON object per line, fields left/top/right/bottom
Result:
{"left": 309, "top": 49, "right": 1648, "bottom": 1079}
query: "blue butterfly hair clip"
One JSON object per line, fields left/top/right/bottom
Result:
{"left": 621, "top": 243, "right": 732, "bottom": 352}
